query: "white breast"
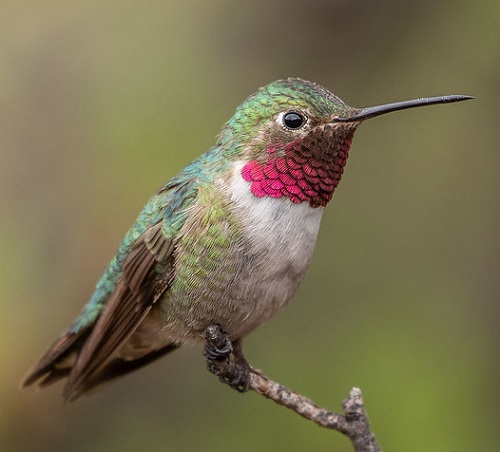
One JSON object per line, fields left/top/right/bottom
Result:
{"left": 227, "top": 161, "right": 324, "bottom": 332}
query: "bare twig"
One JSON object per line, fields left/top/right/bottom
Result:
{"left": 205, "top": 325, "right": 380, "bottom": 452}
{"left": 249, "top": 369, "right": 380, "bottom": 452}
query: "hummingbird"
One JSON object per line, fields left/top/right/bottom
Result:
{"left": 21, "top": 78, "right": 472, "bottom": 401}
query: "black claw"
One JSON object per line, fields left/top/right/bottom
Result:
{"left": 203, "top": 324, "right": 233, "bottom": 361}
{"left": 203, "top": 324, "right": 251, "bottom": 393}
{"left": 225, "top": 360, "right": 250, "bottom": 393}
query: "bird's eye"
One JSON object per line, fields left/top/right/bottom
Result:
{"left": 280, "top": 111, "right": 307, "bottom": 130}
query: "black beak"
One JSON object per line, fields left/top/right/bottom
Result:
{"left": 335, "top": 95, "right": 474, "bottom": 122}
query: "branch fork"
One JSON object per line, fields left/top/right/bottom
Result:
{"left": 204, "top": 324, "right": 380, "bottom": 452}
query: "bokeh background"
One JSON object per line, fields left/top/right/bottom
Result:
{"left": 1, "top": 1, "right": 498, "bottom": 451}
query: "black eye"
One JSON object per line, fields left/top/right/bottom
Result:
{"left": 282, "top": 111, "right": 306, "bottom": 130}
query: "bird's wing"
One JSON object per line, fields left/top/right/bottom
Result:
{"left": 62, "top": 222, "right": 175, "bottom": 400}
{"left": 22, "top": 175, "right": 200, "bottom": 400}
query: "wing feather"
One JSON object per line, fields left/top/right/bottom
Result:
{"left": 63, "top": 224, "right": 173, "bottom": 400}
{"left": 22, "top": 164, "right": 203, "bottom": 400}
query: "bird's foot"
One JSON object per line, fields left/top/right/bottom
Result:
{"left": 204, "top": 325, "right": 251, "bottom": 393}
{"left": 203, "top": 324, "right": 233, "bottom": 361}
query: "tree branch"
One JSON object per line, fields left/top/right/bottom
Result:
{"left": 204, "top": 325, "right": 380, "bottom": 452}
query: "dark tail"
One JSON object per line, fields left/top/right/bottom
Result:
{"left": 21, "top": 329, "right": 179, "bottom": 401}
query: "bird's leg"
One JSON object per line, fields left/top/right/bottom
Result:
{"left": 203, "top": 324, "right": 250, "bottom": 393}
{"left": 203, "top": 324, "right": 233, "bottom": 361}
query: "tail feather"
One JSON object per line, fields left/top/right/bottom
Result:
{"left": 22, "top": 329, "right": 180, "bottom": 401}
{"left": 21, "top": 328, "right": 90, "bottom": 388}
{"left": 63, "top": 343, "right": 180, "bottom": 401}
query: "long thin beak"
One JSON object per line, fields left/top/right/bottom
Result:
{"left": 335, "top": 95, "right": 474, "bottom": 122}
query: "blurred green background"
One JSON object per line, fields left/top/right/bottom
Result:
{"left": 1, "top": 1, "right": 498, "bottom": 451}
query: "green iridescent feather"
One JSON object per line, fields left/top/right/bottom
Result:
{"left": 69, "top": 147, "right": 237, "bottom": 332}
